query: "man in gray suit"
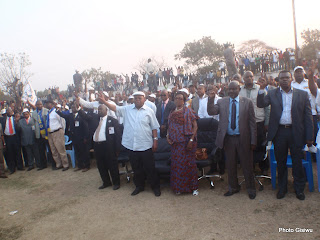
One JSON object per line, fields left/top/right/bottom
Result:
{"left": 18, "top": 109, "right": 41, "bottom": 171}
{"left": 208, "top": 81, "right": 257, "bottom": 199}
{"left": 191, "top": 84, "right": 207, "bottom": 117}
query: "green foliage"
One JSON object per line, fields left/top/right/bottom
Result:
{"left": 301, "top": 29, "right": 320, "bottom": 60}
{"left": 175, "top": 36, "right": 225, "bottom": 73}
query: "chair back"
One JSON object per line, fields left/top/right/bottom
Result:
{"left": 196, "top": 118, "right": 218, "bottom": 155}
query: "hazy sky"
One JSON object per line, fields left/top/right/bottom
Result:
{"left": 1, "top": 0, "right": 319, "bottom": 91}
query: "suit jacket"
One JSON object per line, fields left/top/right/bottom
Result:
{"left": 207, "top": 96, "right": 257, "bottom": 149}
{"left": 191, "top": 94, "right": 207, "bottom": 115}
{"left": 31, "top": 108, "right": 48, "bottom": 139}
{"left": 78, "top": 109, "right": 99, "bottom": 137}
{"left": 156, "top": 100, "right": 176, "bottom": 126}
{"left": 18, "top": 117, "right": 36, "bottom": 146}
{"left": 0, "top": 116, "right": 20, "bottom": 137}
{"left": 102, "top": 116, "right": 121, "bottom": 154}
{"left": 257, "top": 88, "right": 313, "bottom": 147}
{"left": 56, "top": 111, "right": 89, "bottom": 144}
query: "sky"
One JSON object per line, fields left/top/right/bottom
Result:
{"left": 0, "top": 0, "right": 319, "bottom": 91}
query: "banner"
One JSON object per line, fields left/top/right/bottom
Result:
{"left": 21, "top": 80, "right": 37, "bottom": 105}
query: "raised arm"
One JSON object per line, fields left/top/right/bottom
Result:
{"left": 308, "top": 60, "right": 318, "bottom": 97}
{"left": 256, "top": 78, "right": 271, "bottom": 108}
{"left": 97, "top": 93, "right": 117, "bottom": 112}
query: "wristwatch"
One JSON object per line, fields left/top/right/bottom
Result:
{"left": 153, "top": 137, "right": 158, "bottom": 140}
{"left": 189, "top": 139, "right": 194, "bottom": 142}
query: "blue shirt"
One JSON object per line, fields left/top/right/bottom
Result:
{"left": 227, "top": 96, "right": 240, "bottom": 135}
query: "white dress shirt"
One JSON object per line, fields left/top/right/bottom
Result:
{"left": 48, "top": 109, "right": 64, "bottom": 132}
{"left": 279, "top": 87, "right": 293, "bottom": 125}
{"left": 292, "top": 79, "right": 317, "bottom": 115}
{"left": 116, "top": 104, "right": 160, "bottom": 151}
{"left": 93, "top": 115, "right": 108, "bottom": 142}
{"left": 79, "top": 97, "right": 117, "bottom": 119}
{"left": 145, "top": 99, "right": 157, "bottom": 114}
{"left": 4, "top": 116, "right": 16, "bottom": 135}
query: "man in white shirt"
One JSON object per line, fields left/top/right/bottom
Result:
{"left": 93, "top": 105, "right": 121, "bottom": 190}
{"left": 145, "top": 97, "right": 157, "bottom": 114}
{"left": 46, "top": 100, "right": 69, "bottom": 171}
{"left": 99, "top": 91, "right": 161, "bottom": 197}
{"left": 77, "top": 91, "right": 117, "bottom": 119}
{"left": 145, "top": 58, "right": 157, "bottom": 92}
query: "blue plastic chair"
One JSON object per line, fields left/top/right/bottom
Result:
{"left": 269, "top": 145, "right": 314, "bottom": 192}
{"left": 64, "top": 135, "right": 76, "bottom": 168}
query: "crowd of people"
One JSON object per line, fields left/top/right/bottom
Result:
{"left": 0, "top": 55, "right": 320, "bottom": 201}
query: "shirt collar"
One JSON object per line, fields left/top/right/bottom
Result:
{"left": 133, "top": 104, "right": 147, "bottom": 110}
{"left": 230, "top": 95, "right": 240, "bottom": 102}
{"left": 280, "top": 87, "right": 293, "bottom": 93}
{"left": 243, "top": 83, "right": 257, "bottom": 89}
{"left": 293, "top": 78, "right": 308, "bottom": 84}
{"left": 163, "top": 98, "right": 169, "bottom": 104}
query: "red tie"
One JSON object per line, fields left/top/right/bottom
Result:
{"left": 9, "top": 117, "right": 14, "bottom": 135}
{"left": 26, "top": 118, "right": 29, "bottom": 124}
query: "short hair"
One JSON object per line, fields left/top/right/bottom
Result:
{"left": 278, "top": 70, "right": 292, "bottom": 78}
{"left": 175, "top": 92, "right": 187, "bottom": 102}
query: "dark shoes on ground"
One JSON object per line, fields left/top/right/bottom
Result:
{"left": 62, "top": 167, "right": 69, "bottom": 171}
{"left": 131, "top": 187, "right": 144, "bottom": 196}
{"left": 53, "top": 166, "right": 63, "bottom": 170}
{"left": 82, "top": 168, "right": 90, "bottom": 172}
{"left": 0, "top": 175, "right": 8, "bottom": 178}
{"left": 98, "top": 183, "right": 112, "bottom": 190}
{"left": 296, "top": 192, "right": 305, "bottom": 201}
{"left": 249, "top": 193, "right": 256, "bottom": 199}
{"left": 27, "top": 166, "right": 34, "bottom": 171}
{"left": 153, "top": 189, "right": 161, "bottom": 197}
{"left": 113, "top": 185, "right": 120, "bottom": 190}
{"left": 224, "top": 189, "right": 240, "bottom": 197}
{"left": 74, "top": 168, "right": 82, "bottom": 172}
{"left": 276, "top": 190, "right": 288, "bottom": 199}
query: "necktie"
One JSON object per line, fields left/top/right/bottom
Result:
{"left": 161, "top": 102, "right": 165, "bottom": 125}
{"left": 26, "top": 118, "right": 29, "bottom": 124}
{"left": 8, "top": 117, "right": 14, "bottom": 135}
{"left": 94, "top": 118, "right": 104, "bottom": 142}
{"left": 231, "top": 99, "right": 236, "bottom": 130}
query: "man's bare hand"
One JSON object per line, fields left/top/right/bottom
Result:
{"left": 257, "top": 77, "right": 268, "bottom": 89}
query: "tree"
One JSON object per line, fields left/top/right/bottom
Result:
{"left": 81, "top": 68, "right": 117, "bottom": 91}
{"left": 0, "top": 52, "right": 32, "bottom": 106}
{"left": 134, "top": 56, "right": 168, "bottom": 74}
{"left": 174, "top": 36, "right": 225, "bottom": 73}
{"left": 301, "top": 28, "right": 320, "bottom": 60}
{"left": 237, "top": 39, "right": 275, "bottom": 56}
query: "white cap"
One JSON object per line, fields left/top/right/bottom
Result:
{"left": 128, "top": 95, "right": 134, "bottom": 99}
{"left": 167, "top": 89, "right": 172, "bottom": 93}
{"left": 88, "top": 86, "right": 94, "bottom": 91}
{"left": 57, "top": 104, "right": 61, "bottom": 108}
{"left": 132, "top": 91, "right": 145, "bottom": 97}
{"left": 179, "top": 88, "right": 189, "bottom": 96}
{"left": 294, "top": 66, "right": 305, "bottom": 73}
{"left": 0, "top": 109, "right": 6, "bottom": 114}
{"left": 118, "top": 100, "right": 124, "bottom": 104}
{"left": 22, "top": 108, "right": 29, "bottom": 113}
{"left": 110, "top": 97, "right": 115, "bottom": 100}
{"left": 149, "top": 94, "right": 156, "bottom": 98}
{"left": 103, "top": 91, "right": 109, "bottom": 97}
{"left": 65, "top": 106, "right": 69, "bottom": 110}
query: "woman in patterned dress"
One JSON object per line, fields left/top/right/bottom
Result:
{"left": 167, "top": 92, "right": 199, "bottom": 195}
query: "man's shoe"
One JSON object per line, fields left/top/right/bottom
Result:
{"left": 98, "top": 183, "right": 111, "bottom": 190}
{"left": 276, "top": 190, "right": 287, "bottom": 199}
{"left": 296, "top": 192, "right": 305, "bottom": 201}
{"left": 37, "top": 167, "right": 44, "bottom": 171}
{"left": 62, "top": 167, "right": 69, "bottom": 171}
{"left": 113, "top": 185, "right": 120, "bottom": 190}
{"left": 82, "top": 168, "right": 90, "bottom": 172}
{"left": 53, "top": 166, "right": 63, "bottom": 170}
{"left": 27, "top": 166, "right": 34, "bottom": 171}
{"left": 17, "top": 168, "right": 25, "bottom": 171}
{"left": 224, "top": 190, "right": 239, "bottom": 197}
{"left": 9, "top": 171, "right": 15, "bottom": 175}
{"left": 249, "top": 193, "right": 256, "bottom": 199}
{"left": 131, "top": 188, "right": 144, "bottom": 196}
{"left": 74, "top": 168, "right": 82, "bottom": 172}
{"left": 0, "top": 175, "right": 8, "bottom": 178}
{"left": 153, "top": 189, "right": 161, "bottom": 197}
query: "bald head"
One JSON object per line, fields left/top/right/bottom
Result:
{"left": 243, "top": 71, "right": 254, "bottom": 88}
{"left": 232, "top": 74, "right": 242, "bottom": 82}
{"left": 160, "top": 90, "right": 169, "bottom": 101}
{"left": 98, "top": 104, "right": 108, "bottom": 117}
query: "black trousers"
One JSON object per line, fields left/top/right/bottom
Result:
{"left": 94, "top": 141, "right": 120, "bottom": 186}
{"left": 74, "top": 140, "right": 90, "bottom": 169}
{"left": 35, "top": 136, "right": 48, "bottom": 168}
{"left": 23, "top": 144, "right": 41, "bottom": 167}
{"left": 4, "top": 135, "right": 23, "bottom": 172}
{"left": 128, "top": 148, "right": 160, "bottom": 190}
{"left": 273, "top": 127, "right": 306, "bottom": 193}
{"left": 254, "top": 122, "right": 268, "bottom": 171}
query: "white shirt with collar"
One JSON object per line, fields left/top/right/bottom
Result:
{"left": 93, "top": 115, "right": 108, "bottom": 142}
{"left": 4, "top": 116, "right": 16, "bottom": 135}
{"left": 48, "top": 109, "right": 63, "bottom": 132}
{"left": 292, "top": 79, "right": 317, "bottom": 115}
{"left": 79, "top": 97, "right": 117, "bottom": 119}
{"left": 279, "top": 87, "right": 293, "bottom": 125}
{"left": 116, "top": 104, "right": 160, "bottom": 151}
{"left": 145, "top": 99, "right": 157, "bottom": 114}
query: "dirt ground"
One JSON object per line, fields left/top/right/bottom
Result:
{"left": 1, "top": 160, "right": 320, "bottom": 240}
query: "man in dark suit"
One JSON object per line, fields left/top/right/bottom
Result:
{"left": 93, "top": 104, "right": 121, "bottom": 190}
{"left": 0, "top": 108, "right": 24, "bottom": 174}
{"left": 156, "top": 90, "right": 175, "bottom": 138}
{"left": 257, "top": 70, "right": 313, "bottom": 200}
{"left": 57, "top": 103, "right": 90, "bottom": 172}
{"left": 208, "top": 81, "right": 257, "bottom": 199}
